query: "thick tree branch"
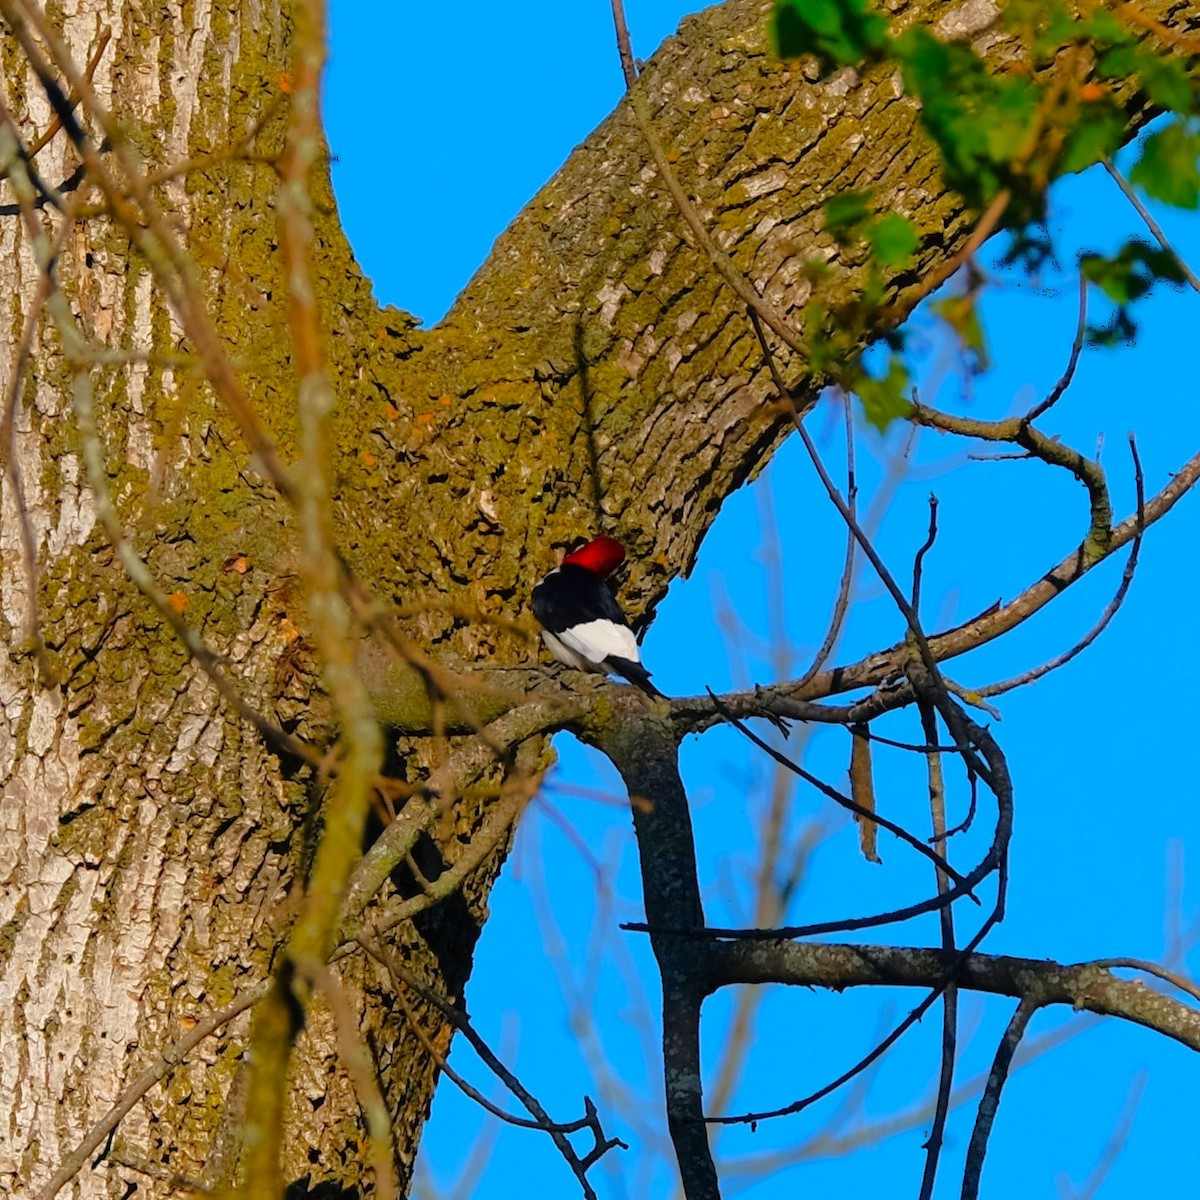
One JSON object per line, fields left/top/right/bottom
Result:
{"left": 586, "top": 710, "right": 717, "bottom": 1200}
{"left": 708, "top": 942, "right": 1200, "bottom": 1051}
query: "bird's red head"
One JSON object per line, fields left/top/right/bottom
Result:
{"left": 563, "top": 536, "right": 626, "bottom": 577}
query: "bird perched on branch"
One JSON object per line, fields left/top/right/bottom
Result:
{"left": 532, "top": 536, "right": 666, "bottom": 701}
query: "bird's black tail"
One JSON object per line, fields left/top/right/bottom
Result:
{"left": 607, "top": 656, "right": 668, "bottom": 702}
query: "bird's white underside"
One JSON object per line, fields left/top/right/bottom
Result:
{"left": 542, "top": 620, "right": 641, "bottom": 671}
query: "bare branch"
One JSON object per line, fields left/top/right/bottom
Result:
{"left": 361, "top": 939, "right": 625, "bottom": 1199}
{"left": 795, "top": 392, "right": 858, "bottom": 688}
{"left": 918, "top": 697, "right": 956, "bottom": 1200}
{"left": 586, "top": 709, "right": 717, "bottom": 1199}
{"left": 909, "top": 401, "right": 1113, "bottom": 561}
{"left": 706, "top": 688, "right": 973, "bottom": 888}
{"left": 978, "top": 435, "right": 1145, "bottom": 697}
{"left": 1024, "top": 271, "right": 1089, "bottom": 423}
{"left": 911, "top": 494, "right": 940, "bottom": 614}
{"left": 703, "top": 924, "right": 995, "bottom": 1127}
{"left": 708, "top": 941, "right": 1200, "bottom": 1052}
{"left": 338, "top": 698, "right": 580, "bottom": 938}
{"left": 960, "top": 998, "right": 1038, "bottom": 1200}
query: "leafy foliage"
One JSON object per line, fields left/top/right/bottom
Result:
{"left": 1129, "top": 120, "right": 1200, "bottom": 208}
{"left": 770, "top": 0, "right": 888, "bottom": 72}
{"left": 851, "top": 357, "right": 911, "bottom": 432}
{"left": 868, "top": 214, "right": 920, "bottom": 267}
{"left": 1057, "top": 99, "right": 1127, "bottom": 176}
{"left": 1081, "top": 241, "right": 1185, "bottom": 302}
{"left": 822, "top": 190, "right": 918, "bottom": 266}
{"left": 1081, "top": 239, "right": 1186, "bottom": 343}
{"left": 896, "top": 28, "right": 1043, "bottom": 213}
{"left": 768, "top": 0, "right": 1200, "bottom": 427}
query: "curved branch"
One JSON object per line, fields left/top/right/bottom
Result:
{"left": 793, "top": 433, "right": 1200, "bottom": 703}
{"left": 909, "top": 402, "right": 1113, "bottom": 561}
{"left": 977, "top": 436, "right": 1145, "bottom": 698}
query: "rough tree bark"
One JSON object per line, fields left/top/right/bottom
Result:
{"left": 0, "top": 0, "right": 1187, "bottom": 1196}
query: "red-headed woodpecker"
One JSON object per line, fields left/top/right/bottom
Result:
{"left": 532, "top": 536, "right": 665, "bottom": 700}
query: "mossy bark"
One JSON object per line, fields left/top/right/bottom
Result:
{"left": 0, "top": 0, "right": 1189, "bottom": 1196}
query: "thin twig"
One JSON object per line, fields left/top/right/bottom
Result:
{"left": 703, "top": 923, "right": 997, "bottom": 1126}
{"left": 0, "top": 24, "right": 110, "bottom": 179}
{"left": 910, "top": 399, "right": 1113, "bottom": 564}
{"left": 977, "top": 435, "right": 1144, "bottom": 697}
{"left": 1024, "top": 271, "right": 1088, "bottom": 422}
{"left": 1083, "top": 958, "right": 1200, "bottom": 1005}
{"left": 751, "top": 311, "right": 968, "bottom": 728}
{"left": 706, "top": 688, "right": 973, "bottom": 888}
{"left": 960, "top": 998, "right": 1038, "bottom": 1200}
{"left": 607, "top": 0, "right": 807, "bottom": 357}
{"left": 851, "top": 725, "right": 958, "bottom": 755}
{"left": 0, "top": 114, "right": 317, "bottom": 765}
{"left": 911, "top": 494, "right": 939, "bottom": 613}
{"left": 621, "top": 869, "right": 984, "bottom": 941}
{"left": 337, "top": 700, "right": 575, "bottom": 940}
{"left": 917, "top": 697, "right": 956, "bottom": 1200}
{"left": 5, "top": 0, "right": 500, "bottom": 745}
{"left": 1102, "top": 156, "right": 1200, "bottom": 293}
{"left": 1, "top": 243, "right": 57, "bottom": 682}
{"left": 1114, "top": 3, "right": 1200, "bottom": 57}
{"left": 795, "top": 391, "right": 858, "bottom": 688}
{"left": 2, "top": 0, "right": 297, "bottom": 497}
{"left": 303, "top": 965, "right": 398, "bottom": 1200}
{"left": 720, "top": 1014, "right": 1095, "bottom": 1180}
{"left": 362, "top": 939, "right": 624, "bottom": 1198}
{"left": 881, "top": 189, "right": 1011, "bottom": 322}
{"left": 236, "top": 3, "right": 385, "bottom": 1192}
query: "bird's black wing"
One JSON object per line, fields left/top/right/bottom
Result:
{"left": 531, "top": 564, "right": 629, "bottom": 633}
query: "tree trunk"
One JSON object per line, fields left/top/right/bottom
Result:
{"left": 0, "top": 0, "right": 1186, "bottom": 1195}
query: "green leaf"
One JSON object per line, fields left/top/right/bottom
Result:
{"left": 1079, "top": 246, "right": 1171, "bottom": 347}
{"left": 823, "top": 190, "right": 874, "bottom": 237}
{"left": 1098, "top": 45, "right": 1198, "bottom": 113}
{"left": 771, "top": 0, "right": 890, "bottom": 71}
{"left": 1082, "top": 8, "right": 1134, "bottom": 45}
{"left": 1087, "top": 308, "right": 1139, "bottom": 348}
{"left": 932, "top": 292, "right": 989, "bottom": 372}
{"left": 894, "top": 28, "right": 1043, "bottom": 213}
{"left": 1129, "top": 121, "right": 1200, "bottom": 209}
{"left": 1032, "top": 3, "right": 1094, "bottom": 59}
{"left": 982, "top": 83, "right": 1042, "bottom": 163}
{"left": 1000, "top": 226, "right": 1055, "bottom": 272}
{"left": 1081, "top": 240, "right": 1186, "bottom": 306}
{"left": 853, "top": 357, "right": 911, "bottom": 431}
{"left": 867, "top": 213, "right": 919, "bottom": 265}
{"left": 1140, "top": 56, "right": 1198, "bottom": 114}
{"left": 1096, "top": 44, "right": 1139, "bottom": 78}
{"left": 1057, "top": 101, "right": 1125, "bottom": 175}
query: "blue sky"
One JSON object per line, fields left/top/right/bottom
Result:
{"left": 326, "top": 5, "right": 1199, "bottom": 1198}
